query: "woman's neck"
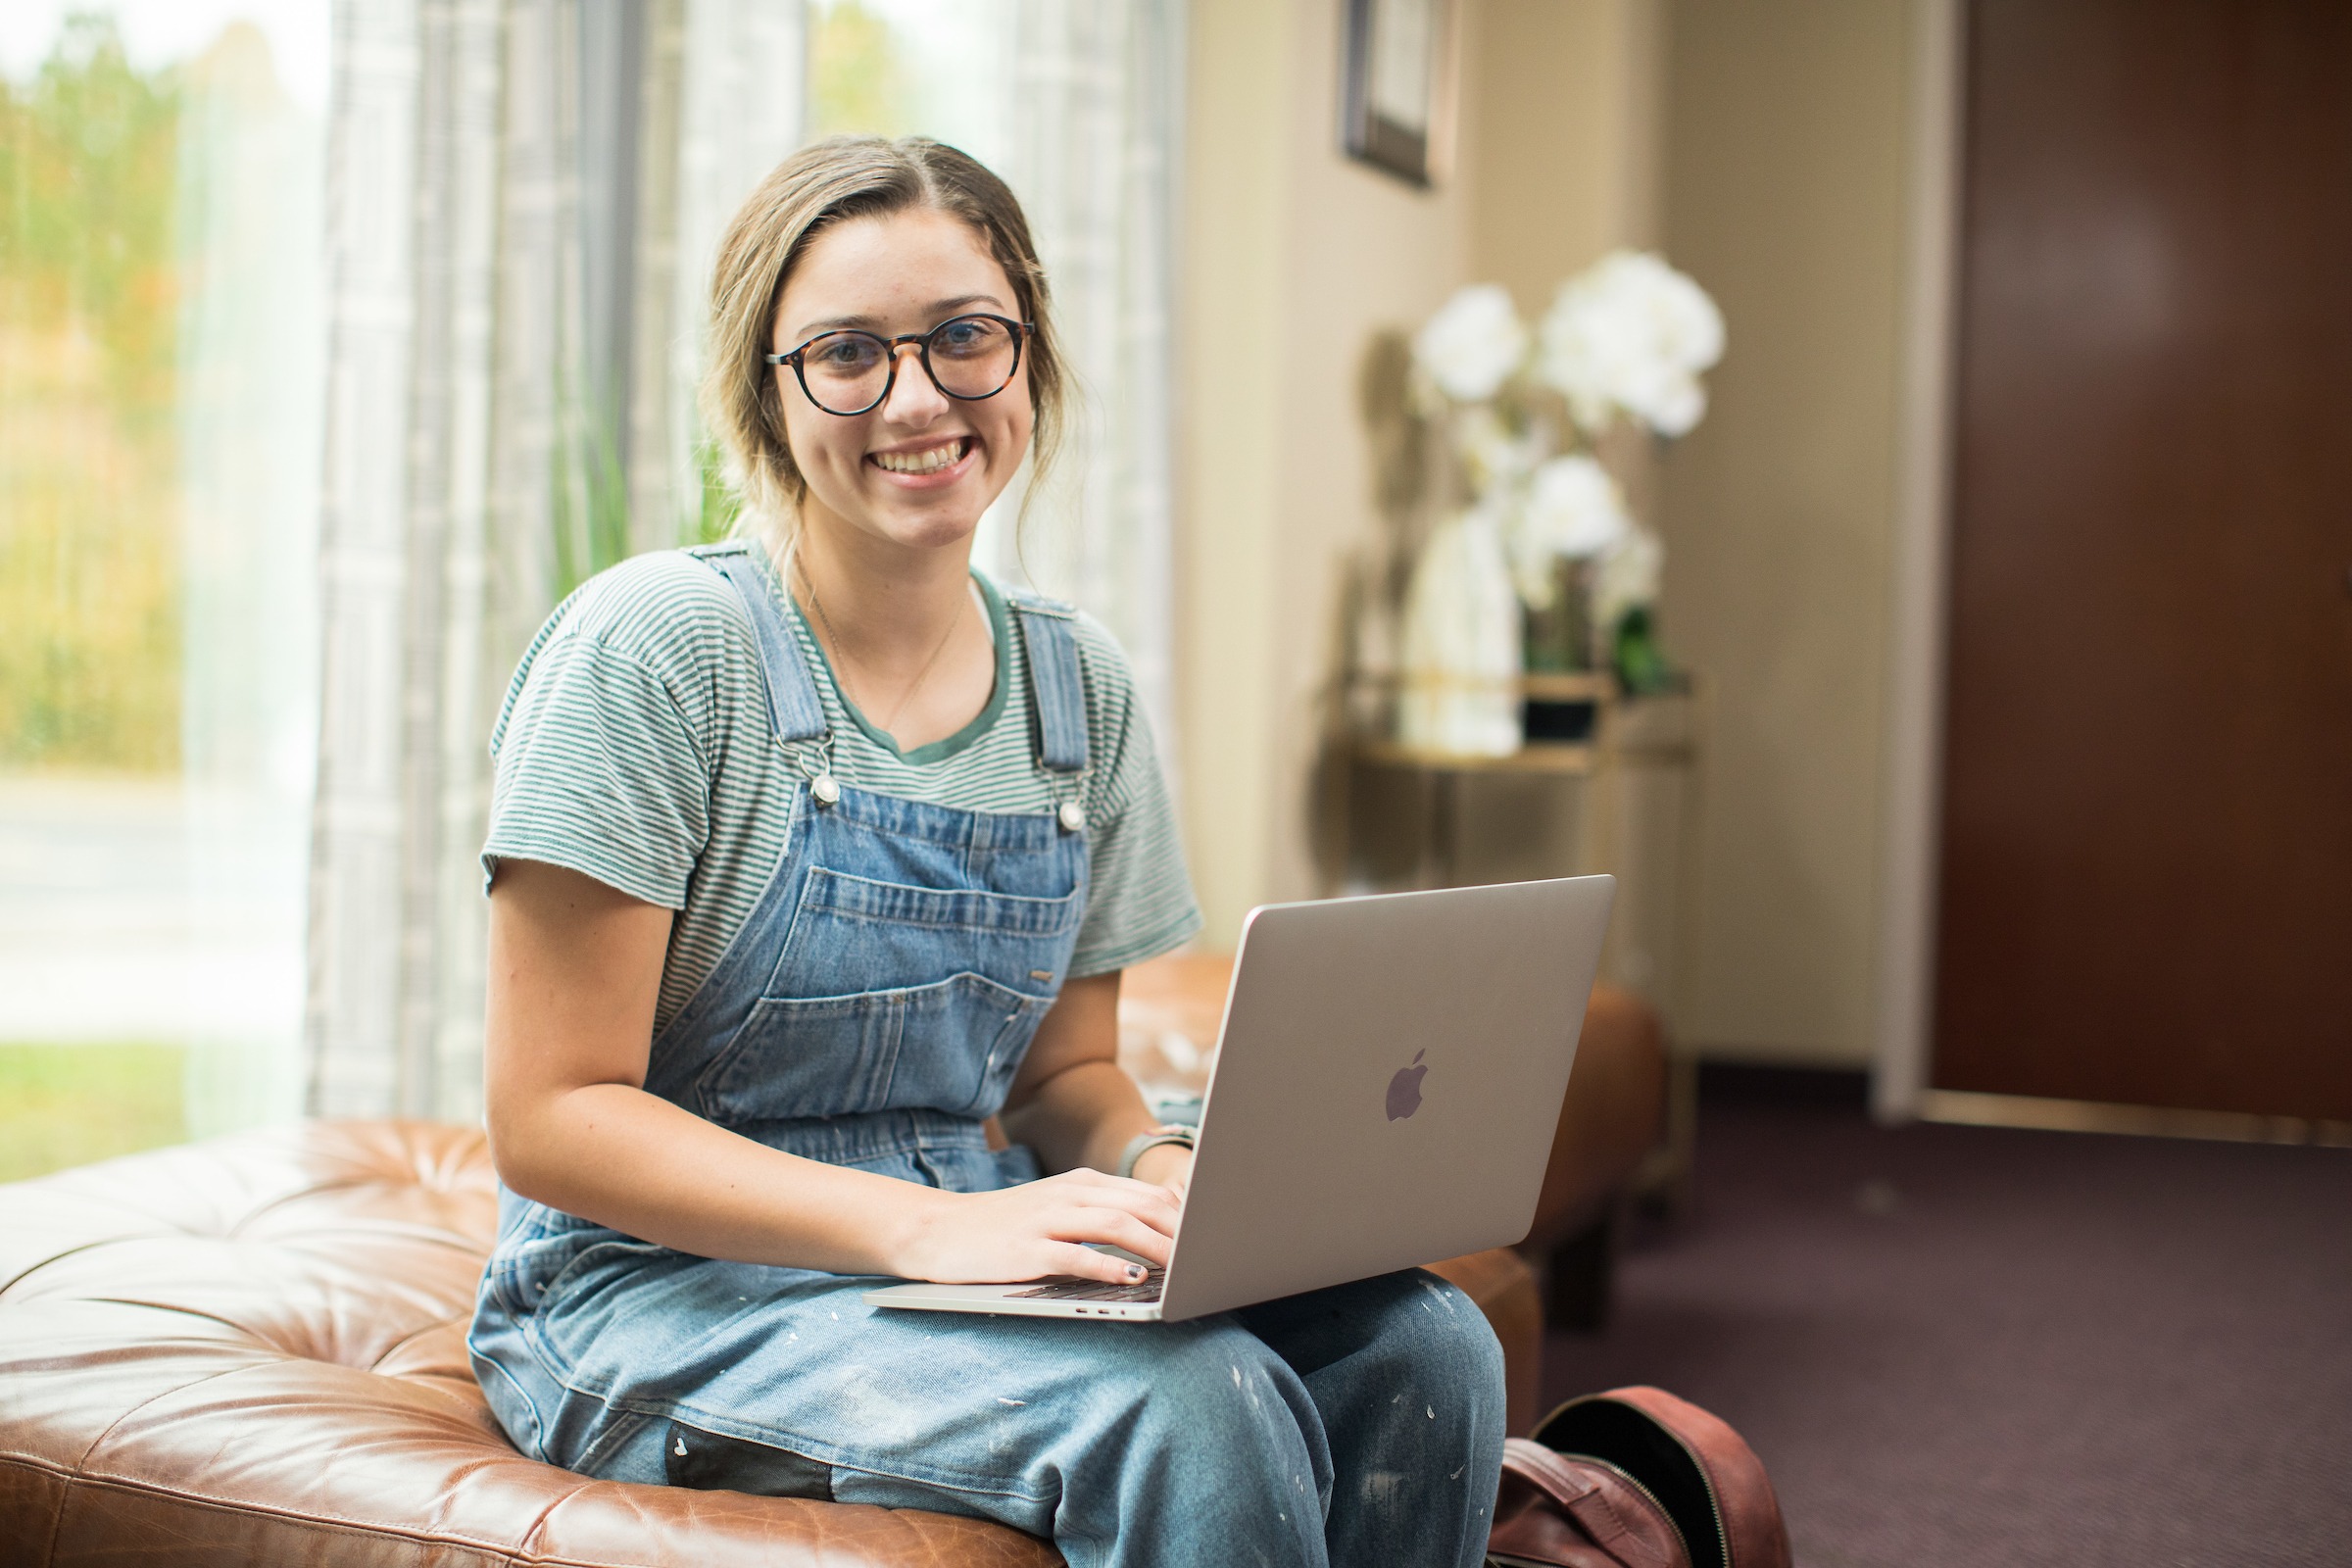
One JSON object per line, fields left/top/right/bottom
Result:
{"left": 780, "top": 514, "right": 995, "bottom": 750}
{"left": 788, "top": 517, "right": 972, "bottom": 662}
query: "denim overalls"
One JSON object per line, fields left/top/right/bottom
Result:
{"left": 467, "top": 543, "right": 1507, "bottom": 1568}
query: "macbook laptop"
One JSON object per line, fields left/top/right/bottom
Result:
{"left": 864, "top": 874, "right": 1616, "bottom": 1323}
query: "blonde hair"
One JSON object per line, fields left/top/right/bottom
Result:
{"left": 700, "top": 135, "right": 1065, "bottom": 545}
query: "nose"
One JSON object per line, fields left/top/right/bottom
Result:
{"left": 880, "top": 340, "right": 951, "bottom": 423}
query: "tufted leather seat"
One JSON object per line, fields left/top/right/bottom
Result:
{"left": 0, "top": 946, "right": 1685, "bottom": 1565}
{"left": 0, "top": 1116, "right": 1541, "bottom": 1565}
{"left": 0, "top": 1119, "right": 1047, "bottom": 1565}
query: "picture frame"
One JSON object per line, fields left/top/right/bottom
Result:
{"left": 1342, "top": 0, "right": 1452, "bottom": 188}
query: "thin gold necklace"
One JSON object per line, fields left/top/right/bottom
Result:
{"left": 794, "top": 557, "right": 966, "bottom": 737}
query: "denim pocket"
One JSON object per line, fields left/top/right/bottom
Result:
{"left": 526, "top": 1235, "right": 679, "bottom": 1376}
{"left": 665, "top": 1419, "right": 836, "bottom": 1499}
{"left": 487, "top": 1201, "right": 607, "bottom": 1319}
{"left": 761, "top": 867, "right": 1082, "bottom": 1004}
{"left": 799, "top": 865, "right": 1083, "bottom": 936}
{"left": 697, "top": 971, "right": 1054, "bottom": 1121}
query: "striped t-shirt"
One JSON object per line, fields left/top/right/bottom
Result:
{"left": 482, "top": 547, "right": 1201, "bottom": 1032}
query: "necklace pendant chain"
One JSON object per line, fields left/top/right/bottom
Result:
{"left": 795, "top": 554, "right": 966, "bottom": 738}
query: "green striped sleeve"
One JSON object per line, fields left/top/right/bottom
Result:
{"left": 482, "top": 554, "right": 737, "bottom": 909}
{"left": 1063, "top": 612, "right": 1201, "bottom": 976}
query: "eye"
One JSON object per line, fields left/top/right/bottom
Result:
{"left": 808, "top": 333, "right": 882, "bottom": 369}
{"left": 931, "top": 316, "right": 1005, "bottom": 359}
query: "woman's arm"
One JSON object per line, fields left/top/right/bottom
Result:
{"left": 999, "top": 971, "right": 1197, "bottom": 1198}
{"left": 483, "top": 858, "right": 1178, "bottom": 1284}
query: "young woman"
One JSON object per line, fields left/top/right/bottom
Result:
{"left": 467, "top": 135, "right": 1506, "bottom": 1568}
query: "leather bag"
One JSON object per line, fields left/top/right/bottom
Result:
{"left": 1487, "top": 1386, "right": 1791, "bottom": 1568}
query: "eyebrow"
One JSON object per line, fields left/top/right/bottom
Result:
{"left": 788, "top": 294, "right": 1008, "bottom": 341}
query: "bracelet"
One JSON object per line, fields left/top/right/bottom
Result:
{"left": 1117, "top": 1125, "right": 1197, "bottom": 1180}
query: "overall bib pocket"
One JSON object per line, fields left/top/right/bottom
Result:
{"left": 699, "top": 970, "right": 1058, "bottom": 1121}
{"left": 690, "top": 860, "right": 1082, "bottom": 1122}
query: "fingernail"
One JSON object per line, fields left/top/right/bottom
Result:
{"left": 1126, "top": 1264, "right": 1145, "bottom": 1281}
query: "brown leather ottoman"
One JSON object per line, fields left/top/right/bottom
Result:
{"left": 0, "top": 1119, "right": 1539, "bottom": 1565}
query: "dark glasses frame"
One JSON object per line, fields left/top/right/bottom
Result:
{"left": 764, "top": 314, "right": 1034, "bottom": 416}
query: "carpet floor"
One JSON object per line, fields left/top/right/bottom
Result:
{"left": 1539, "top": 1099, "right": 2352, "bottom": 1568}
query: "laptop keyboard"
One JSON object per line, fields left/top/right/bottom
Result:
{"left": 1008, "top": 1268, "right": 1165, "bottom": 1303}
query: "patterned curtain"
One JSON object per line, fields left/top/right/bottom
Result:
{"left": 306, "top": 0, "right": 803, "bottom": 1119}
{"left": 305, "top": 0, "right": 1177, "bottom": 1118}
{"left": 979, "top": 0, "right": 1185, "bottom": 755}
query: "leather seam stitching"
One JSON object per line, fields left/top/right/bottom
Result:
{"left": 368, "top": 1310, "right": 469, "bottom": 1371}
{"left": 227, "top": 1184, "right": 487, "bottom": 1247}
{"left": 0, "top": 1235, "right": 176, "bottom": 1298}
{"left": 0, "top": 1452, "right": 622, "bottom": 1566}
{"left": 66, "top": 1351, "right": 270, "bottom": 1475}
{"left": 514, "top": 1475, "right": 601, "bottom": 1557}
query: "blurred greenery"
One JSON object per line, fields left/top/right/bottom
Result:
{"left": 810, "top": 0, "right": 909, "bottom": 138}
{"left": 551, "top": 377, "right": 633, "bottom": 600}
{"left": 0, "top": 4, "right": 924, "bottom": 776}
{"left": 0, "top": 1042, "right": 188, "bottom": 1183}
{"left": 0, "top": 14, "right": 184, "bottom": 773}
{"left": 694, "top": 436, "right": 742, "bottom": 545}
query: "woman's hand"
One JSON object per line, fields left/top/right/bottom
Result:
{"left": 896, "top": 1167, "right": 1182, "bottom": 1285}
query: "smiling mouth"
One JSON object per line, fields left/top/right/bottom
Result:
{"left": 869, "top": 437, "right": 971, "bottom": 475}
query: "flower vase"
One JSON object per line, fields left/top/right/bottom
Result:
{"left": 1521, "top": 556, "right": 1596, "bottom": 674}
{"left": 1397, "top": 505, "right": 1522, "bottom": 756}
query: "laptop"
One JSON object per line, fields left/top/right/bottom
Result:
{"left": 863, "top": 874, "right": 1616, "bottom": 1323}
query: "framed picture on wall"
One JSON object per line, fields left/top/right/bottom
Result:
{"left": 1343, "top": 0, "right": 1451, "bottom": 187}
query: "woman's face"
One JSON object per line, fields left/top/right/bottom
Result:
{"left": 770, "top": 207, "right": 1034, "bottom": 558}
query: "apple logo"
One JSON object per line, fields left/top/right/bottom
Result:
{"left": 1386, "top": 1050, "right": 1428, "bottom": 1121}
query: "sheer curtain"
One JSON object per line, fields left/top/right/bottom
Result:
{"left": 976, "top": 0, "right": 1185, "bottom": 754}
{"left": 308, "top": 0, "right": 506, "bottom": 1119}
{"left": 305, "top": 0, "right": 1178, "bottom": 1118}
{"left": 176, "top": 23, "right": 326, "bottom": 1138}
{"left": 308, "top": 0, "right": 806, "bottom": 1119}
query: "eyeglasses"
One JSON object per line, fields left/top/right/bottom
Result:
{"left": 765, "top": 314, "right": 1033, "bottom": 416}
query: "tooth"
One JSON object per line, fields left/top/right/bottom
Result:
{"left": 875, "top": 439, "right": 965, "bottom": 473}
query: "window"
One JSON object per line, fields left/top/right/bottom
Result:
{"left": 808, "top": 0, "right": 1011, "bottom": 157}
{"left": 0, "top": 5, "right": 326, "bottom": 1178}
{"left": 0, "top": 3, "right": 1179, "bottom": 1160}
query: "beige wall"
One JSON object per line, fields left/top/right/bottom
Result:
{"left": 1177, "top": 0, "right": 1659, "bottom": 950}
{"left": 1175, "top": 0, "right": 1294, "bottom": 952}
{"left": 1177, "top": 0, "right": 1927, "bottom": 1070}
{"left": 1179, "top": 0, "right": 1480, "bottom": 947}
{"left": 1468, "top": 0, "right": 1663, "bottom": 302}
{"left": 1653, "top": 0, "right": 1920, "bottom": 1065}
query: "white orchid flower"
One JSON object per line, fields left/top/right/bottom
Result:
{"left": 1596, "top": 251, "right": 1724, "bottom": 374}
{"left": 1536, "top": 250, "right": 1723, "bottom": 439}
{"left": 1636, "top": 373, "right": 1707, "bottom": 439}
{"left": 1593, "top": 522, "right": 1665, "bottom": 630}
{"left": 1508, "top": 454, "right": 1630, "bottom": 606}
{"left": 1412, "top": 283, "right": 1529, "bottom": 404}
{"left": 1454, "top": 404, "right": 1546, "bottom": 494}
{"left": 1523, "top": 454, "right": 1630, "bottom": 558}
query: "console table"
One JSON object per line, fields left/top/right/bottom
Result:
{"left": 1345, "top": 681, "right": 1702, "bottom": 1213}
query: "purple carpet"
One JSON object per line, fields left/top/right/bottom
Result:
{"left": 1540, "top": 1097, "right": 2352, "bottom": 1568}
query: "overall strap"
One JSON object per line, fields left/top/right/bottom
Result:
{"left": 696, "top": 545, "right": 829, "bottom": 746}
{"left": 1004, "top": 590, "right": 1090, "bottom": 774}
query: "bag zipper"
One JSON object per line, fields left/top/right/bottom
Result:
{"left": 1553, "top": 1452, "right": 1692, "bottom": 1567}
{"left": 1541, "top": 1394, "right": 1732, "bottom": 1568}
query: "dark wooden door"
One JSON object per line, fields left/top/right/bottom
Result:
{"left": 1936, "top": 0, "right": 2352, "bottom": 1119}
